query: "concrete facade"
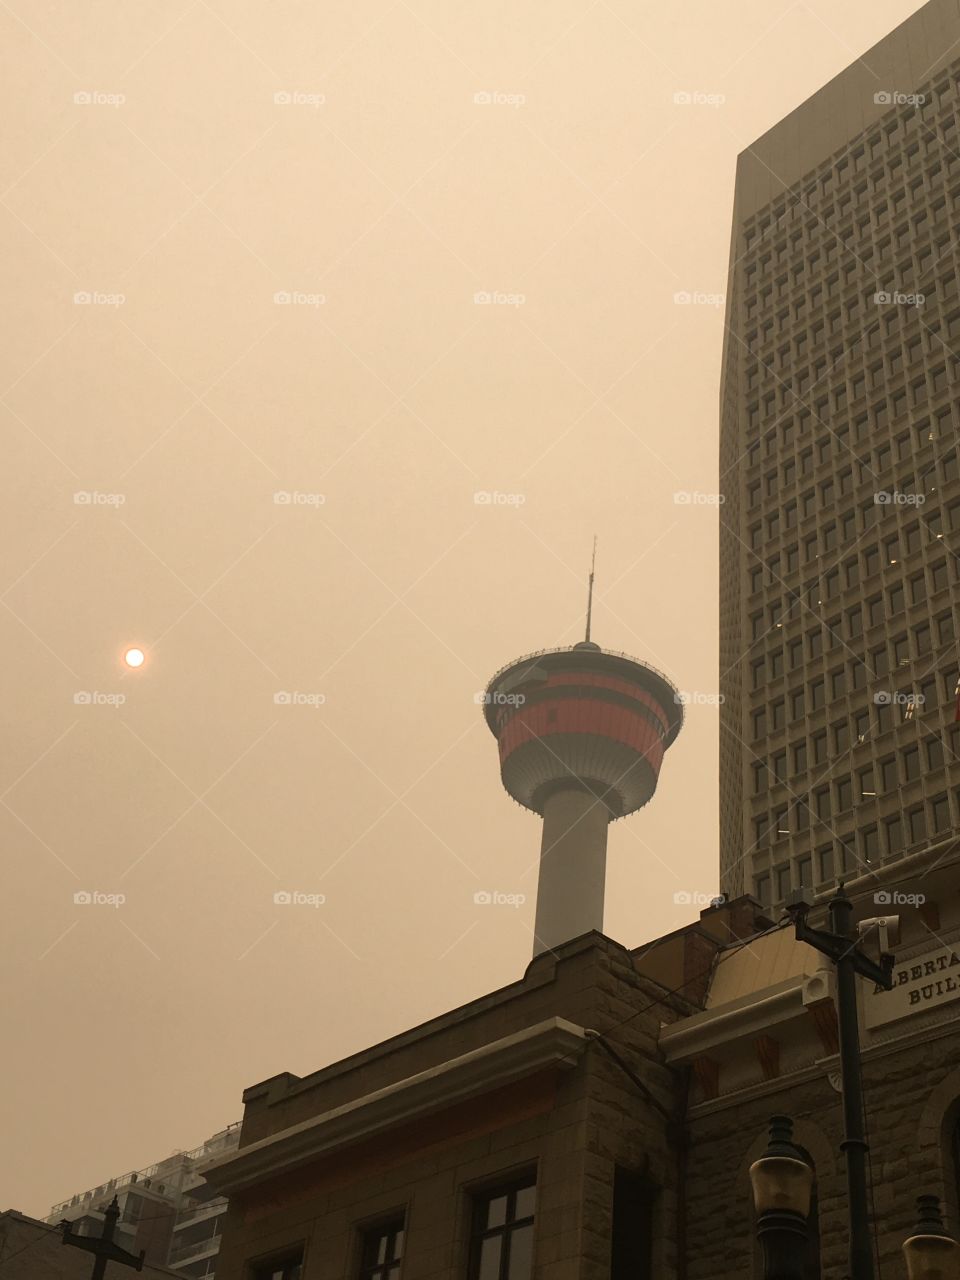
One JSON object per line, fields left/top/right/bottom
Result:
{"left": 719, "top": 0, "right": 960, "bottom": 906}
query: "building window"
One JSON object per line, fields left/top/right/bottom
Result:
{"left": 817, "top": 845, "right": 834, "bottom": 883}
{"left": 754, "top": 873, "right": 770, "bottom": 905}
{"left": 885, "top": 815, "right": 903, "bottom": 855}
{"left": 880, "top": 757, "right": 898, "bottom": 791}
{"left": 931, "top": 794, "right": 951, "bottom": 832}
{"left": 469, "top": 1177, "right": 536, "bottom": 1280}
{"left": 862, "top": 826, "right": 879, "bottom": 860}
{"left": 359, "top": 1219, "right": 405, "bottom": 1280}
{"left": 611, "top": 1168, "right": 655, "bottom": 1280}
{"left": 252, "top": 1252, "right": 304, "bottom": 1280}
{"left": 775, "top": 865, "right": 791, "bottom": 901}
{"left": 908, "top": 808, "right": 926, "bottom": 845}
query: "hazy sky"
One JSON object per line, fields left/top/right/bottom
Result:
{"left": 2, "top": 0, "right": 925, "bottom": 1218}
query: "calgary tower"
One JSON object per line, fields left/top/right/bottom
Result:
{"left": 482, "top": 554, "right": 683, "bottom": 956}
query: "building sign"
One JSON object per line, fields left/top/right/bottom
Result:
{"left": 866, "top": 945, "right": 960, "bottom": 1029}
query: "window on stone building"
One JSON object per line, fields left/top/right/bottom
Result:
{"left": 251, "top": 1249, "right": 304, "bottom": 1280}
{"left": 468, "top": 1176, "right": 536, "bottom": 1280}
{"left": 610, "top": 1167, "right": 656, "bottom": 1280}
{"left": 358, "top": 1218, "right": 405, "bottom": 1280}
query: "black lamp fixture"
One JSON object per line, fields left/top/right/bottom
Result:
{"left": 902, "top": 1196, "right": 960, "bottom": 1280}
{"left": 749, "top": 1115, "right": 813, "bottom": 1280}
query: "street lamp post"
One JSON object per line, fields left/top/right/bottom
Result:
{"left": 749, "top": 1115, "right": 814, "bottom": 1280}
{"left": 785, "top": 884, "right": 894, "bottom": 1280}
{"left": 902, "top": 1196, "right": 960, "bottom": 1280}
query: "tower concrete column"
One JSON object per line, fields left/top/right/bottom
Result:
{"left": 483, "top": 643, "right": 682, "bottom": 961}
{"left": 533, "top": 788, "right": 610, "bottom": 956}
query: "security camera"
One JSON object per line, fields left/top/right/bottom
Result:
{"left": 858, "top": 914, "right": 900, "bottom": 957}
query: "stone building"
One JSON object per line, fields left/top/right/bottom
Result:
{"left": 204, "top": 849, "right": 960, "bottom": 1279}
{"left": 203, "top": 899, "right": 761, "bottom": 1279}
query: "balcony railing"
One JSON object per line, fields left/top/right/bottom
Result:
{"left": 167, "top": 1234, "right": 222, "bottom": 1265}
{"left": 173, "top": 1198, "right": 228, "bottom": 1227}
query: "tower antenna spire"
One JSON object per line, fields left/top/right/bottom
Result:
{"left": 585, "top": 536, "right": 597, "bottom": 643}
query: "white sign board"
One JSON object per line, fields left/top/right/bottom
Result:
{"left": 866, "top": 945, "right": 960, "bottom": 1029}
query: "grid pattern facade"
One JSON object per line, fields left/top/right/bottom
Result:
{"left": 719, "top": 54, "right": 960, "bottom": 907}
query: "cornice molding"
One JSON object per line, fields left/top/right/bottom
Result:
{"left": 659, "top": 976, "right": 806, "bottom": 1062}
{"left": 202, "top": 1018, "right": 587, "bottom": 1195}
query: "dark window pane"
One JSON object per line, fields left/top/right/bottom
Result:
{"left": 360, "top": 1219, "right": 404, "bottom": 1280}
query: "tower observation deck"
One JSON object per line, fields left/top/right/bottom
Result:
{"left": 483, "top": 641, "right": 683, "bottom": 956}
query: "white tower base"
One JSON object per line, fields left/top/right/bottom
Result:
{"left": 532, "top": 789, "right": 610, "bottom": 957}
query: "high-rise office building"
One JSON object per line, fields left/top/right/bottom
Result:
{"left": 719, "top": 0, "right": 960, "bottom": 906}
